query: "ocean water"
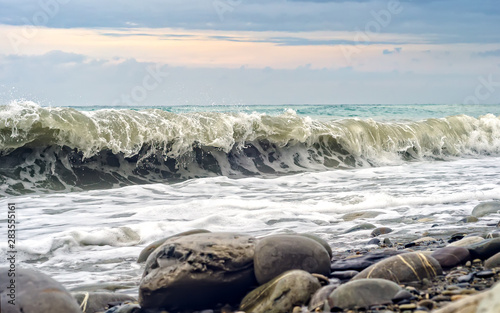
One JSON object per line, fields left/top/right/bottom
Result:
{"left": 1, "top": 100, "right": 500, "bottom": 295}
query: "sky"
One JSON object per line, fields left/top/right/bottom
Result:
{"left": 0, "top": 0, "right": 499, "bottom": 106}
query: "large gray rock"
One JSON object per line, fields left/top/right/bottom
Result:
{"left": 139, "top": 232, "right": 256, "bottom": 310}
{"left": 137, "top": 229, "right": 210, "bottom": 263}
{"left": 72, "top": 292, "right": 136, "bottom": 313}
{"left": 328, "top": 279, "right": 402, "bottom": 309}
{"left": 239, "top": 270, "right": 320, "bottom": 313}
{"left": 485, "top": 252, "right": 500, "bottom": 269}
{"left": 254, "top": 235, "right": 330, "bottom": 285}
{"left": 447, "top": 236, "right": 484, "bottom": 247}
{"left": 0, "top": 267, "right": 82, "bottom": 313}
{"left": 308, "top": 284, "right": 339, "bottom": 311}
{"left": 472, "top": 201, "right": 500, "bottom": 217}
{"left": 467, "top": 238, "right": 500, "bottom": 260}
{"left": 298, "top": 233, "right": 333, "bottom": 259}
{"left": 353, "top": 252, "right": 443, "bottom": 284}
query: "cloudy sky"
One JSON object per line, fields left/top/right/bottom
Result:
{"left": 0, "top": 0, "right": 499, "bottom": 106}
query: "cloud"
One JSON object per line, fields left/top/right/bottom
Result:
{"left": 0, "top": 51, "right": 497, "bottom": 106}
{"left": 383, "top": 47, "right": 402, "bottom": 55}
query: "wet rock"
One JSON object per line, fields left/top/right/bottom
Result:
{"left": 139, "top": 232, "right": 256, "bottom": 310}
{"left": 254, "top": 235, "right": 330, "bottom": 285}
{"left": 447, "top": 236, "right": 484, "bottom": 247}
{"left": 391, "top": 290, "right": 414, "bottom": 303}
{"left": 73, "top": 292, "right": 136, "bottom": 313}
{"left": 457, "top": 273, "right": 474, "bottom": 283}
{"left": 330, "top": 249, "right": 407, "bottom": 272}
{"left": 328, "top": 278, "right": 402, "bottom": 309}
{"left": 484, "top": 252, "right": 500, "bottom": 269}
{"left": 471, "top": 201, "right": 500, "bottom": 217}
{"left": 342, "top": 211, "right": 384, "bottom": 221}
{"left": 0, "top": 267, "right": 82, "bottom": 313}
{"left": 467, "top": 238, "right": 500, "bottom": 260}
{"left": 431, "top": 246, "right": 470, "bottom": 269}
{"left": 475, "top": 270, "right": 495, "bottom": 279}
{"left": 367, "top": 238, "right": 381, "bottom": 245}
{"left": 486, "top": 230, "right": 500, "bottom": 239}
{"left": 412, "top": 237, "right": 437, "bottom": 245}
{"left": 308, "top": 285, "right": 338, "bottom": 312}
{"left": 353, "top": 252, "right": 443, "bottom": 284}
{"left": 459, "top": 216, "right": 479, "bottom": 223}
{"left": 371, "top": 227, "right": 393, "bottom": 237}
{"left": 345, "top": 223, "right": 376, "bottom": 233}
{"left": 239, "top": 270, "right": 320, "bottom": 313}
{"left": 330, "top": 270, "right": 359, "bottom": 281}
{"left": 298, "top": 233, "right": 333, "bottom": 259}
{"left": 137, "top": 229, "right": 211, "bottom": 263}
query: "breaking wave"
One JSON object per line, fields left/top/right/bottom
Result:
{"left": 1, "top": 101, "right": 500, "bottom": 195}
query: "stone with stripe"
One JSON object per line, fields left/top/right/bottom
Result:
{"left": 352, "top": 252, "right": 443, "bottom": 284}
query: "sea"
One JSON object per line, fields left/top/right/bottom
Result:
{"left": 1, "top": 100, "right": 500, "bottom": 295}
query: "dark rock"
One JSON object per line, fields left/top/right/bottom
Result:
{"left": 328, "top": 278, "right": 402, "bottom": 309}
{"left": 342, "top": 211, "right": 384, "bottom": 221}
{"left": 392, "top": 290, "right": 414, "bottom": 303}
{"left": 104, "top": 303, "right": 141, "bottom": 313}
{"left": 298, "top": 233, "right": 333, "bottom": 259}
{"left": 330, "top": 270, "right": 359, "bottom": 281}
{"left": 467, "top": 238, "right": 500, "bottom": 260}
{"left": 475, "top": 270, "right": 495, "bottom": 279}
{"left": 254, "top": 235, "right": 330, "bottom": 285}
{"left": 383, "top": 238, "right": 393, "bottom": 247}
{"left": 448, "top": 233, "right": 467, "bottom": 243}
{"left": 330, "top": 249, "right": 407, "bottom": 272}
{"left": 239, "top": 270, "right": 321, "bottom": 313}
{"left": 0, "top": 267, "right": 82, "bottom": 313}
{"left": 371, "top": 227, "right": 393, "bottom": 237}
{"left": 431, "top": 247, "right": 470, "bottom": 269}
{"left": 353, "top": 252, "right": 443, "bottom": 284}
{"left": 345, "top": 223, "right": 376, "bottom": 233}
{"left": 459, "top": 216, "right": 479, "bottom": 223}
{"left": 367, "top": 238, "right": 381, "bottom": 245}
{"left": 73, "top": 292, "right": 136, "bottom": 313}
{"left": 485, "top": 252, "right": 500, "bottom": 269}
{"left": 308, "top": 285, "right": 338, "bottom": 312}
{"left": 139, "top": 232, "right": 256, "bottom": 310}
{"left": 137, "top": 229, "right": 211, "bottom": 263}
{"left": 471, "top": 201, "right": 500, "bottom": 217}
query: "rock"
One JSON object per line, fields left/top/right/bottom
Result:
{"left": 254, "top": 235, "right": 330, "bottom": 285}
{"left": 412, "top": 237, "right": 437, "bottom": 244}
{"left": 345, "top": 223, "right": 376, "bottom": 233}
{"left": 103, "top": 303, "right": 141, "bottom": 313}
{"left": 353, "top": 252, "right": 443, "bottom": 284}
{"left": 239, "top": 270, "right": 320, "bottom": 313}
{"left": 298, "top": 233, "right": 333, "bottom": 259}
{"left": 467, "top": 238, "right": 500, "bottom": 260}
{"left": 330, "top": 249, "right": 407, "bottom": 272}
{"left": 328, "top": 278, "right": 402, "bottom": 309}
{"left": 431, "top": 247, "right": 470, "bottom": 269}
{"left": 391, "top": 289, "right": 414, "bottom": 303}
{"left": 459, "top": 216, "right": 479, "bottom": 223}
{"left": 457, "top": 273, "right": 474, "bottom": 283}
{"left": 0, "top": 267, "right": 82, "bottom": 313}
{"left": 367, "top": 238, "right": 381, "bottom": 245}
{"left": 486, "top": 230, "right": 500, "bottom": 239}
{"left": 476, "top": 270, "right": 495, "bottom": 279}
{"left": 371, "top": 227, "right": 393, "bottom": 237}
{"left": 471, "top": 201, "right": 500, "bottom": 217}
{"left": 342, "top": 211, "right": 384, "bottom": 221}
{"left": 432, "top": 284, "right": 492, "bottom": 313}
{"left": 330, "top": 270, "right": 359, "bottom": 281}
{"left": 485, "top": 252, "right": 500, "bottom": 269}
{"left": 476, "top": 282, "right": 500, "bottom": 313}
{"left": 139, "top": 232, "right": 256, "bottom": 310}
{"left": 73, "top": 292, "right": 136, "bottom": 313}
{"left": 137, "top": 229, "right": 211, "bottom": 263}
{"left": 308, "top": 285, "right": 338, "bottom": 312}
{"left": 447, "top": 236, "right": 484, "bottom": 247}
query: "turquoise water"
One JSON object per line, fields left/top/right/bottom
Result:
{"left": 67, "top": 103, "right": 500, "bottom": 121}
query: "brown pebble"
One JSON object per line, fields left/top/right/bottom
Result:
{"left": 465, "top": 261, "right": 472, "bottom": 267}
{"left": 432, "top": 295, "right": 451, "bottom": 302}
{"left": 473, "top": 258, "right": 482, "bottom": 264}
{"left": 451, "top": 295, "right": 469, "bottom": 301}
{"left": 399, "top": 303, "right": 417, "bottom": 310}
